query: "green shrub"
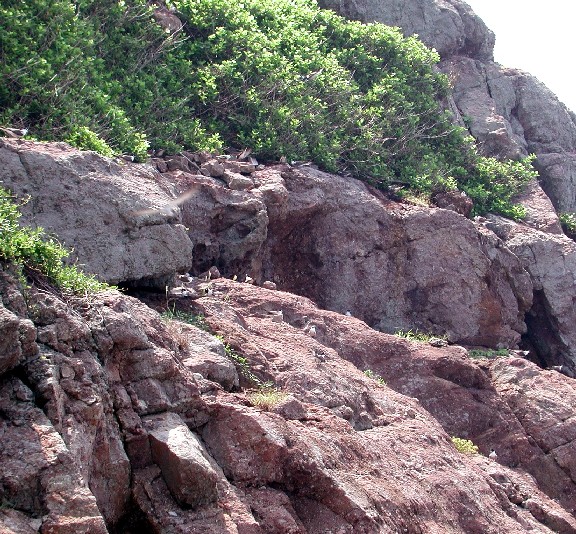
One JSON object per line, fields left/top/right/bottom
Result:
{"left": 451, "top": 437, "right": 479, "bottom": 455}
{"left": 161, "top": 308, "right": 210, "bottom": 331}
{"left": 67, "top": 126, "right": 114, "bottom": 157}
{"left": 1, "top": 0, "right": 535, "bottom": 216}
{"left": 0, "top": 188, "right": 110, "bottom": 295}
{"left": 395, "top": 329, "right": 447, "bottom": 343}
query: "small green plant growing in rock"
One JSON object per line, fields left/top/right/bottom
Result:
{"left": 161, "top": 308, "right": 210, "bottom": 331}
{"left": 247, "top": 383, "right": 288, "bottom": 411}
{"left": 363, "top": 369, "right": 386, "bottom": 385}
{"left": 468, "top": 348, "right": 510, "bottom": 360}
{"left": 559, "top": 212, "right": 576, "bottom": 230}
{"left": 394, "top": 329, "right": 447, "bottom": 343}
{"left": 0, "top": 188, "right": 110, "bottom": 295}
{"left": 559, "top": 212, "right": 576, "bottom": 237}
{"left": 214, "top": 334, "right": 268, "bottom": 388}
{"left": 451, "top": 437, "right": 479, "bottom": 455}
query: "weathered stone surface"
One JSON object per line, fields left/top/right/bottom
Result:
{"left": 432, "top": 189, "right": 473, "bottom": 217}
{"left": 194, "top": 279, "right": 576, "bottom": 531}
{"left": 512, "top": 179, "right": 563, "bottom": 234}
{"left": 143, "top": 412, "right": 219, "bottom": 508}
{"left": 0, "top": 303, "right": 36, "bottom": 375}
{"left": 490, "top": 358, "right": 576, "bottom": 490}
{"left": 255, "top": 165, "right": 532, "bottom": 347}
{"left": 168, "top": 171, "right": 268, "bottom": 276}
{"left": 0, "top": 509, "right": 42, "bottom": 534}
{"left": 318, "top": 0, "right": 495, "bottom": 61}
{"left": 222, "top": 160, "right": 256, "bottom": 175}
{"left": 222, "top": 170, "right": 255, "bottom": 191}
{"left": 484, "top": 215, "right": 576, "bottom": 370}
{"left": 0, "top": 138, "right": 193, "bottom": 284}
{"left": 132, "top": 465, "right": 261, "bottom": 533}
{"left": 0, "top": 378, "right": 108, "bottom": 534}
{"left": 200, "top": 159, "right": 225, "bottom": 178}
{"left": 3, "top": 253, "right": 576, "bottom": 531}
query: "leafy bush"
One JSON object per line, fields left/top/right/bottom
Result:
{"left": 66, "top": 126, "right": 114, "bottom": 157}
{"left": 451, "top": 437, "right": 479, "bottom": 455}
{"left": 0, "top": 0, "right": 535, "bottom": 216}
{"left": 0, "top": 188, "right": 110, "bottom": 294}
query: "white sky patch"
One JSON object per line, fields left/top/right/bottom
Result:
{"left": 463, "top": 0, "right": 576, "bottom": 112}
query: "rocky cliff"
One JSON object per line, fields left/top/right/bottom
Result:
{"left": 4, "top": 1, "right": 576, "bottom": 533}
{"left": 318, "top": 0, "right": 576, "bottom": 213}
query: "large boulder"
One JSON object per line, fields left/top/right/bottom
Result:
{"left": 143, "top": 412, "right": 219, "bottom": 508}
{"left": 484, "top": 215, "right": 576, "bottom": 371}
{"left": 0, "top": 138, "right": 193, "bottom": 285}
{"left": 255, "top": 165, "right": 532, "bottom": 347}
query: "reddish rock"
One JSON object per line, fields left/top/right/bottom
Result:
{"left": 2, "top": 262, "right": 576, "bottom": 532}
{"left": 254, "top": 165, "right": 532, "bottom": 347}
{"left": 143, "top": 412, "right": 219, "bottom": 508}
{"left": 193, "top": 279, "right": 576, "bottom": 529}
{"left": 0, "top": 378, "right": 108, "bottom": 534}
{"left": 200, "top": 159, "right": 225, "bottom": 178}
{"left": 433, "top": 189, "right": 474, "bottom": 217}
{"left": 222, "top": 160, "right": 256, "bottom": 175}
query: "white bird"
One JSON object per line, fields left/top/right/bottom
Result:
{"left": 244, "top": 275, "right": 254, "bottom": 284}
{"left": 488, "top": 449, "right": 498, "bottom": 460}
{"left": 132, "top": 185, "right": 201, "bottom": 217}
{"left": 345, "top": 310, "right": 352, "bottom": 317}
{"left": 303, "top": 322, "right": 317, "bottom": 337}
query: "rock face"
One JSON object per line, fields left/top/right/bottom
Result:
{"left": 0, "top": 138, "right": 193, "bottom": 285}
{"left": 1, "top": 140, "right": 537, "bottom": 348}
{"left": 484, "top": 215, "right": 576, "bottom": 372}
{"left": 256, "top": 165, "right": 532, "bottom": 347}
{"left": 317, "top": 0, "right": 495, "bottom": 61}
{"left": 3, "top": 268, "right": 576, "bottom": 532}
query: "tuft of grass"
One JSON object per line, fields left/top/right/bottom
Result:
{"left": 394, "top": 329, "right": 447, "bottom": 343}
{"left": 0, "top": 188, "right": 110, "bottom": 295}
{"left": 161, "top": 308, "right": 210, "bottom": 331}
{"left": 247, "top": 384, "right": 288, "bottom": 411}
{"left": 468, "top": 348, "right": 509, "bottom": 360}
{"left": 363, "top": 369, "right": 386, "bottom": 385}
{"left": 451, "top": 437, "right": 479, "bottom": 455}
